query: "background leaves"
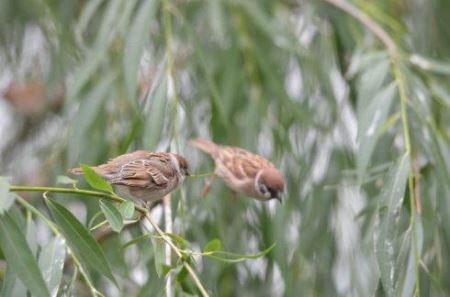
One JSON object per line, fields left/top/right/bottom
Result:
{"left": 1, "top": 0, "right": 450, "bottom": 296}
{"left": 46, "top": 199, "right": 117, "bottom": 285}
{"left": 0, "top": 213, "right": 50, "bottom": 297}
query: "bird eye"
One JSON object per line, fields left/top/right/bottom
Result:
{"left": 259, "top": 185, "right": 268, "bottom": 194}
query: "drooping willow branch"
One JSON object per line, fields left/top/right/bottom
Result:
{"left": 9, "top": 185, "right": 210, "bottom": 297}
{"left": 324, "top": 0, "right": 421, "bottom": 294}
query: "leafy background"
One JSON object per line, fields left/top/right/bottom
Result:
{"left": 1, "top": 0, "right": 450, "bottom": 296}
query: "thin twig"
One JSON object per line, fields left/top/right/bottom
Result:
{"left": 183, "top": 262, "right": 210, "bottom": 297}
{"left": 163, "top": 194, "right": 173, "bottom": 297}
{"left": 324, "top": 0, "right": 397, "bottom": 57}
{"left": 143, "top": 211, "right": 210, "bottom": 297}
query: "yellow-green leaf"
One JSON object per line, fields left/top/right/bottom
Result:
{"left": 81, "top": 165, "right": 113, "bottom": 193}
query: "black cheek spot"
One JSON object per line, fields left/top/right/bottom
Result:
{"left": 268, "top": 188, "right": 277, "bottom": 199}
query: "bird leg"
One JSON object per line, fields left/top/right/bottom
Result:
{"left": 202, "top": 174, "right": 216, "bottom": 197}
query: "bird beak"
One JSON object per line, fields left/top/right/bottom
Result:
{"left": 275, "top": 194, "right": 282, "bottom": 204}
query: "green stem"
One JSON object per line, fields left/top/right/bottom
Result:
{"left": 10, "top": 185, "right": 147, "bottom": 213}
{"left": 393, "top": 61, "right": 421, "bottom": 296}
{"left": 16, "top": 196, "right": 60, "bottom": 236}
{"left": 144, "top": 212, "right": 210, "bottom": 297}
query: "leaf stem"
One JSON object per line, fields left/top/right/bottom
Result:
{"left": 324, "top": 0, "right": 397, "bottom": 57}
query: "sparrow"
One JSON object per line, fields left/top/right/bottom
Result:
{"left": 189, "top": 139, "right": 285, "bottom": 202}
{"left": 69, "top": 151, "right": 189, "bottom": 202}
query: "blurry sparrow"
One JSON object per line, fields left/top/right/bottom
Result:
{"left": 189, "top": 139, "right": 285, "bottom": 202}
{"left": 69, "top": 151, "right": 189, "bottom": 202}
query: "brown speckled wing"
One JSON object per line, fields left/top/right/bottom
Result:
{"left": 98, "top": 152, "right": 176, "bottom": 189}
{"left": 217, "top": 146, "right": 274, "bottom": 179}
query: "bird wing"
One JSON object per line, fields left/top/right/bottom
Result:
{"left": 217, "top": 146, "right": 274, "bottom": 179}
{"left": 189, "top": 138, "right": 220, "bottom": 158}
{"left": 104, "top": 152, "right": 175, "bottom": 189}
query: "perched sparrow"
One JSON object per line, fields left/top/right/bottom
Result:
{"left": 189, "top": 139, "right": 285, "bottom": 202}
{"left": 69, "top": 151, "right": 189, "bottom": 202}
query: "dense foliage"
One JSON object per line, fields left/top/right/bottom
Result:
{"left": 1, "top": 0, "right": 450, "bottom": 296}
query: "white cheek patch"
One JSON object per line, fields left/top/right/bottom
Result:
{"left": 169, "top": 154, "right": 181, "bottom": 175}
{"left": 254, "top": 170, "right": 263, "bottom": 193}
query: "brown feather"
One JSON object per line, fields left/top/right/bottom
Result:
{"left": 189, "top": 138, "right": 220, "bottom": 158}
{"left": 190, "top": 138, "right": 283, "bottom": 201}
{"left": 68, "top": 151, "right": 188, "bottom": 201}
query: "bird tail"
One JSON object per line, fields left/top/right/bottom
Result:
{"left": 189, "top": 138, "right": 219, "bottom": 157}
{"left": 68, "top": 167, "right": 83, "bottom": 175}
{"left": 68, "top": 165, "right": 102, "bottom": 175}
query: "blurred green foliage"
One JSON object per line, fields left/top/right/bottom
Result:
{"left": 1, "top": 0, "right": 450, "bottom": 296}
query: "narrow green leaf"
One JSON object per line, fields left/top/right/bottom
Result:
{"left": 1, "top": 266, "right": 27, "bottom": 297}
{"left": 8, "top": 204, "right": 26, "bottom": 230}
{"left": 203, "top": 238, "right": 222, "bottom": 253}
{"left": 1, "top": 266, "right": 15, "bottom": 296}
{"left": 0, "top": 177, "right": 15, "bottom": 214}
{"left": 357, "top": 82, "right": 396, "bottom": 179}
{"left": 347, "top": 51, "right": 387, "bottom": 78}
{"left": 95, "top": 0, "right": 122, "bottom": 47}
{"left": 46, "top": 199, "right": 117, "bottom": 285}
{"left": 166, "top": 233, "right": 190, "bottom": 250}
{"left": 143, "top": 77, "right": 168, "bottom": 149}
{"left": 376, "top": 154, "right": 410, "bottom": 296}
{"left": 235, "top": 0, "right": 278, "bottom": 38}
{"left": 124, "top": 0, "right": 158, "bottom": 99}
{"left": 161, "top": 264, "right": 172, "bottom": 277}
{"left": 77, "top": 0, "right": 104, "bottom": 36}
{"left": 26, "top": 214, "right": 38, "bottom": 255}
{"left": 121, "top": 234, "right": 152, "bottom": 251}
{"left": 356, "top": 56, "right": 390, "bottom": 107}
{"left": 88, "top": 211, "right": 104, "bottom": 230}
{"left": 0, "top": 213, "right": 50, "bottom": 297}
{"left": 118, "top": 201, "right": 135, "bottom": 219}
{"left": 151, "top": 237, "right": 166, "bottom": 277}
{"left": 410, "top": 54, "right": 450, "bottom": 75}
{"left": 38, "top": 237, "right": 66, "bottom": 297}
{"left": 67, "top": 50, "right": 107, "bottom": 101}
{"left": 68, "top": 0, "right": 119, "bottom": 100}
{"left": 396, "top": 239, "right": 416, "bottom": 297}
{"left": 67, "top": 74, "right": 114, "bottom": 165}
{"left": 81, "top": 165, "right": 114, "bottom": 193}
{"left": 56, "top": 176, "right": 78, "bottom": 187}
{"left": 189, "top": 29, "right": 227, "bottom": 129}
{"left": 395, "top": 215, "right": 423, "bottom": 297}
{"left": 116, "top": 0, "right": 138, "bottom": 34}
{"left": 204, "top": 243, "right": 276, "bottom": 263}
{"left": 99, "top": 200, "right": 124, "bottom": 232}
